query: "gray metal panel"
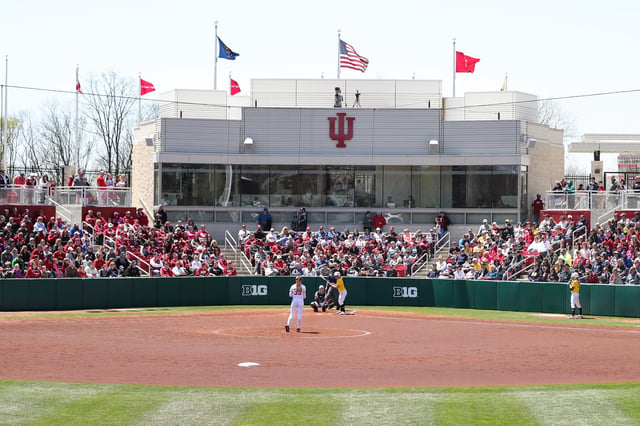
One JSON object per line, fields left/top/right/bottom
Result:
{"left": 302, "top": 108, "right": 376, "bottom": 155}
{"left": 243, "top": 108, "right": 442, "bottom": 156}
{"left": 443, "top": 120, "right": 520, "bottom": 155}
{"left": 243, "top": 108, "right": 302, "bottom": 155}
{"left": 371, "top": 109, "right": 441, "bottom": 155}
{"left": 162, "top": 118, "right": 241, "bottom": 153}
{"left": 159, "top": 109, "right": 520, "bottom": 158}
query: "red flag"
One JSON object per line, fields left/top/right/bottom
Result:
{"left": 140, "top": 78, "right": 155, "bottom": 96}
{"left": 456, "top": 51, "right": 480, "bottom": 73}
{"left": 230, "top": 78, "right": 241, "bottom": 96}
{"left": 76, "top": 70, "right": 82, "bottom": 93}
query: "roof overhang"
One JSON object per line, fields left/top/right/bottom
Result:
{"left": 568, "top": 133, "right": 640, "bottom": 153}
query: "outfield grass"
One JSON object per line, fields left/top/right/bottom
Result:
{"left": 1, "top": 380, "right": 640, "bottom": 425}
{"left": 2, "top": 305, "right": 639, "bottom": 328}
{"left": 1, "top": 306, "right": 639, "bottom": 425}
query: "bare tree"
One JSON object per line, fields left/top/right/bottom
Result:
{"left": 141, "top": 101, "right": 159, "bottom": 123}
{"left": 39, "top": 100, "right": 91, "bottom": 176}
{"left": 537, "top": 99, "right": 577, "bottom": 138}
{"left": 0, "top": 115, "right": 21, "bottom": 175}
{"left": 83, "top": 72, "right": 136, "bottom": 175}
{"left": 565, "top": 160, "right": 589, "bottom": 176}
{"left": 15, "top": 112, "right": 39, "bottom": 172}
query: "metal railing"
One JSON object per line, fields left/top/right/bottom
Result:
{"left": 504, "top": 252, "right": 538, "bottom": 281}
{"left": 409, "top": 252, "right": 429, "bottom": 276}
{"left": 567, "top": 225, "right": 587, "bottom": 246}
{"left": 101, "top": 234, "right": 150, "bottom": 276}
{"left": 0, "top": 185, "right": 132, "bottom": 207}
{"left": 52, "top": 186, "right": 132, "bottom": 207}
{"left": 410, "top": 232, "right": 450, "bottom": 277}
{"left": 44, "top": 196, "right": 73, "bottom": 224}
{"left": 596, "top": 204, "right": 623, "bottom": 227}
{"left": 505, "top": 244, "right": 563, "bottom": 281}
{"left": 81, "top": 221, "right": 95, "bottom": 248}
{"left": 545, "top": 189, "right": 640, "bottom": 212}
{"left": 128, "top": 251, "right": 151, "bottom": 277}
{"left": 0, "top": 186, "right": 49, "bottom": 204}
{"left": 224, "top": 230, "right": 254, "bottom": 275}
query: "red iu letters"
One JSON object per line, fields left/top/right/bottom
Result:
{"left": 328, "top": 113, "right": 355, "bottom": 148}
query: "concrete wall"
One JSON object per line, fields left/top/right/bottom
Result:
{"left": 526, "top": 123, "right": 565, "bottom": 219}
{"left": 131, "top": 121, "right": 157, "bottom": 214}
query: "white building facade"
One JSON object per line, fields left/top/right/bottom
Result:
{"left": 132, "top": 79, "right": 563, "bottom": 238}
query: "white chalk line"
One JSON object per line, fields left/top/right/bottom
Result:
{"left": 364, "top": 315, "right": 640, "bottom": 334}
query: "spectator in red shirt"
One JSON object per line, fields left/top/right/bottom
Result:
{"left": 224, "top": 261, "right": 237, "bottom": 276}
{"left": 531, "top": 193, "right": 545, "bottom": 225}
{"left": 136, "top": 208, "right": 149, "bottom": 227}
{"left": 13, "top": 173, "right": 26, "bottom": 186}
{"left": 371, "top": 211, "right": 387, "bottom": 231}
{"left": 160, "top": 263, "right": 174, "bottom": 277}
{"left": 24, "top": 260, "right": 43, "bottom": 278}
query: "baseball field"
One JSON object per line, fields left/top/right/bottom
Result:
{"left": 1, "top": 306, "right": 640, "bottom": 425}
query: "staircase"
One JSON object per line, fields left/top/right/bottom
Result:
{"left": 222, "top": 230, "right": 255, "bottom": 276}
{"left": 220, "top": 244, "right": 254, "bottom": 276}
{"left": 409, "top": 232, "right": 451, "bottom": 278}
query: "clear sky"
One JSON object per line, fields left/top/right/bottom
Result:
{"left": 2, "top": 0, "right": 638, "bottom": 169}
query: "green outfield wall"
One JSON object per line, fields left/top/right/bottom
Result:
{"left": 1, "top": 277, "right": 639, "bottom": 317}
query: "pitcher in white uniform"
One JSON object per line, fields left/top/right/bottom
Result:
{"left": 285, "top": 276, "right": 306, "bottom": 332}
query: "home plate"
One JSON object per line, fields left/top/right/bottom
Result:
{"left": 238, "top": 362, "right": 261, "bottom": 367}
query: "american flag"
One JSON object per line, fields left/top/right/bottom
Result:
{"left": 339, "top": 39, "right": 369, "bottom": 73}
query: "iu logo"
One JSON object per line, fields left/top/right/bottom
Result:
{"left": 328, "top": 113, "right": 355, "bottom": 148}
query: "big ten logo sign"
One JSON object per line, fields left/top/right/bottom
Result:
{"left": 241, "top": 284, "right": 268, "bottom": 296}
{"left": 392, "top": 286, "right": 418, "bottom": 298}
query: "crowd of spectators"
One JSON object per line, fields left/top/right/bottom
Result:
{"left": 5, "top": 195, "right": 640, "bottom": 285}
{"left": 0, "top": 206, "right": 239, "bottom": 279}
{"left": 432, "top": 210, "right": 640, "bottom": 285}
{"left": 238, "top": 220, "right": 436, "bottom": 278}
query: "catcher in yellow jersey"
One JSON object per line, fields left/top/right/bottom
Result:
{"left": 569, "top": 272, "right": 583, "bottom": 319}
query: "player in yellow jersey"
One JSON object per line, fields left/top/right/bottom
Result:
{"left": 335, "top": 272, "right": 348, "bottom": 314}
{"left": 569, "top": 272, "right": 583, "bottom": 319}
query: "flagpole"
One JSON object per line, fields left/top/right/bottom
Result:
{"left": 452, "top": 38, "right": 456, "bottom": 97}
{"left": 138, "top": 72, "right": 142, "bottom": 124}
{"left": 75, "top": 64, "right": 80, "bottom": 174}
{"left": 1, "top": 55, "right": 6, "bottom": 170}
{"left": 214, "top": 21, "right": 218, "bottom": 90}
{"left": 0, "top": 81, "right": 3, "bottom": 170}
{"left": 504, "top": 73, "right": 508, "bottom": 91}
{"left": 337, "top": 29, "right": 341, "bottom": 79}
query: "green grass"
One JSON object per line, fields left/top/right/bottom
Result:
{"left": 3, "top": 305, "right": 638, "bottom": 328}
{"left": 1, "top": 381, "right": 640, "bottom": 425}
{"left": 2, "top": 306, "right": 640, "bottom": 424}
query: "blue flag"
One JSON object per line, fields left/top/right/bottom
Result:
{"left": 218, "top": 37, "right": 239, "bottom": 60}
